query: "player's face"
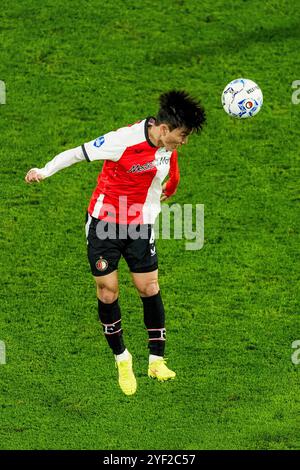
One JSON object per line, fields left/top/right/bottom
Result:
{"left": 160, "top": 126, "right": 190, "bottom": 151}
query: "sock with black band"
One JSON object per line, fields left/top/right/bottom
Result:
{"left": 141, "top": 291, "right": 166, "bottom": 357}
{"left": 98, "top": 298, "right": 125, "bottom": 355}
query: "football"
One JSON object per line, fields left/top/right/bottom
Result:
{"left": 221, "top": 78, "right": 263, "bottom": 118}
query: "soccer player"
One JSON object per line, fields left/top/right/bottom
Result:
{"left": 25, "top": 90, "right": 206, "bottom": 396}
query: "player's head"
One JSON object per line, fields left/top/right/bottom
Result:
{"left": 155, "top": 90, "right": 206, "bottom": 151}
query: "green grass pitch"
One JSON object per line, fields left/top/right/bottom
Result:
{"left": 0, "top": 0, "right": 299, "bottom": 450}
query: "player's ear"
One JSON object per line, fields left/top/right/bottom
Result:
{"left": 160, "top": 124, "right": 170, "bottom": 136}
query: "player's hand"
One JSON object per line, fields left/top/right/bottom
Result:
{"left": 25, "top": 168, "right": 44, "bottom": 183}
{"left": 160, "top": 182, "right": 170, "bottom": 202}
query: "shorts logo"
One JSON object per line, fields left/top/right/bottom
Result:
{"left": 93, "top": 136, "right": 105, "bottom": 148}
{"left": 96, "top": 257, "right": 108, "bottom": 271}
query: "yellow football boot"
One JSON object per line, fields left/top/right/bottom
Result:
{"left": 148, "top": 358, "right": 176, "bottom": 381}
{"left": 116, "top": 353, "right": 137, "bottom": 396}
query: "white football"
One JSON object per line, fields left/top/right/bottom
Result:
{"left": 221, "top": 78, "right": 263, "bottom": 118}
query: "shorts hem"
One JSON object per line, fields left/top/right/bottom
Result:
{"left": 130, "top": 264, "right": 158, "bottom": 274}
{"left": 90, "top": 268, "right": 118, "bottom": 277}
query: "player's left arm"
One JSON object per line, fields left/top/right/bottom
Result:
{"left": 160, "top": 150, "right": 180, "bottom": 202}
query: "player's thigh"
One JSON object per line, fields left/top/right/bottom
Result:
{"left": 93, "top": 270, "right": 119, "bottom": 290}
{"left": 123, "top": 225, "right": 158, "bottom": 276}
{"left": 86, "top": 214, "right": 122, "bottom": 277}
{"left": 131, "top": 269, "right": 159, "bottom": 297}
{"left": 94, "top": 270, "right": 119, "bottom": 303}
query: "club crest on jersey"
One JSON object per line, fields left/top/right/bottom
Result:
{"left": 96, "top": 257, "right": 108, "bottom": 271}
{"left": 93, "top": 136, "right": 105, "bottom": 148}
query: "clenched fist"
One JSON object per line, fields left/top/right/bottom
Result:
{"left": 25, "top": 168, "right": 44, "bottom": 183}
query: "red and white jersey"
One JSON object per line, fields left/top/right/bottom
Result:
{"left": 82, "top": 117, "right": 180, "bottom": 224}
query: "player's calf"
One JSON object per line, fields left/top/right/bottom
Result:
{"left": 141, "top": 291, "right": 176, "bottom": 381}
{"left": 98, "top": 297, "right": 137, "bottom": 395}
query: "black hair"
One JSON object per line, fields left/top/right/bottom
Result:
{"left": 156, "top": 90, "right": 206, "bottom": 133}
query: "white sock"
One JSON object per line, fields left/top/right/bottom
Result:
{"left": 115, "top": 349, "right": 130, "bottom": 363}
{"left": 149, "top": 354, "right": 163, "bottom": 364}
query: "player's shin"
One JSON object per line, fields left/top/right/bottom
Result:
{"left": 141, "top": 291, "right": 166, "bottom": 357}
{"left": 98, "top": 298, "right": 125, "bottom": 355}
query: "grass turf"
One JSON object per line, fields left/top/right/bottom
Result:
{"left": 0, "top": 0, "right": 299, "bottom": 450}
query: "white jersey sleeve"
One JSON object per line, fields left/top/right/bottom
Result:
{"left": 34, "top": 120, "right": 147, "bottom": 178}
{"left": 82, "top": 131, "right": 126, "bottom": 162}
{"left": 36, "top": 146, "right": 85, "bottom": 178}
{"left": 81, "top": 120, "right": 147, "bottom": 162}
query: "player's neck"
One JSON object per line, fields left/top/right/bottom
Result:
{"left": 148, "top": 125, "right": 163, "bottom": 148}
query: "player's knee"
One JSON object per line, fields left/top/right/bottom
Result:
{"left": 97, "top": 285, "right": 118, "bottom": 304}
{"left": 139, "top": 281, "right": 159, "bottom": 298}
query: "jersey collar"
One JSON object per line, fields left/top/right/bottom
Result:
{"left": 144, "top": 116, "right": 158, "bottom": 148}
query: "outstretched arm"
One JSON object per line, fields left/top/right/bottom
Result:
{"left": 25, "top": 146, "right": 85, "bottom": 183}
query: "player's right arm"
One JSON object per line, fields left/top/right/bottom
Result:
{"left": 25, "top": 146, "right": 85, "bottom": 183}
{"left": 25, "top": 129, "right": 129, "bottom": 184}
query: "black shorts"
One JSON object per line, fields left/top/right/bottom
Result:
{"left": 85, "top": 213, "right": 158, "bottom": 276}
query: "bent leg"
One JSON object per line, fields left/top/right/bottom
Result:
{"left": 131, "top": 270, "right": 166, "bottom": 357}
{"left": 94, "top": 271, "right": 125, "bottom": 355}
{"left": 131, "top": 270, "right": 176, "bottom": 381}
